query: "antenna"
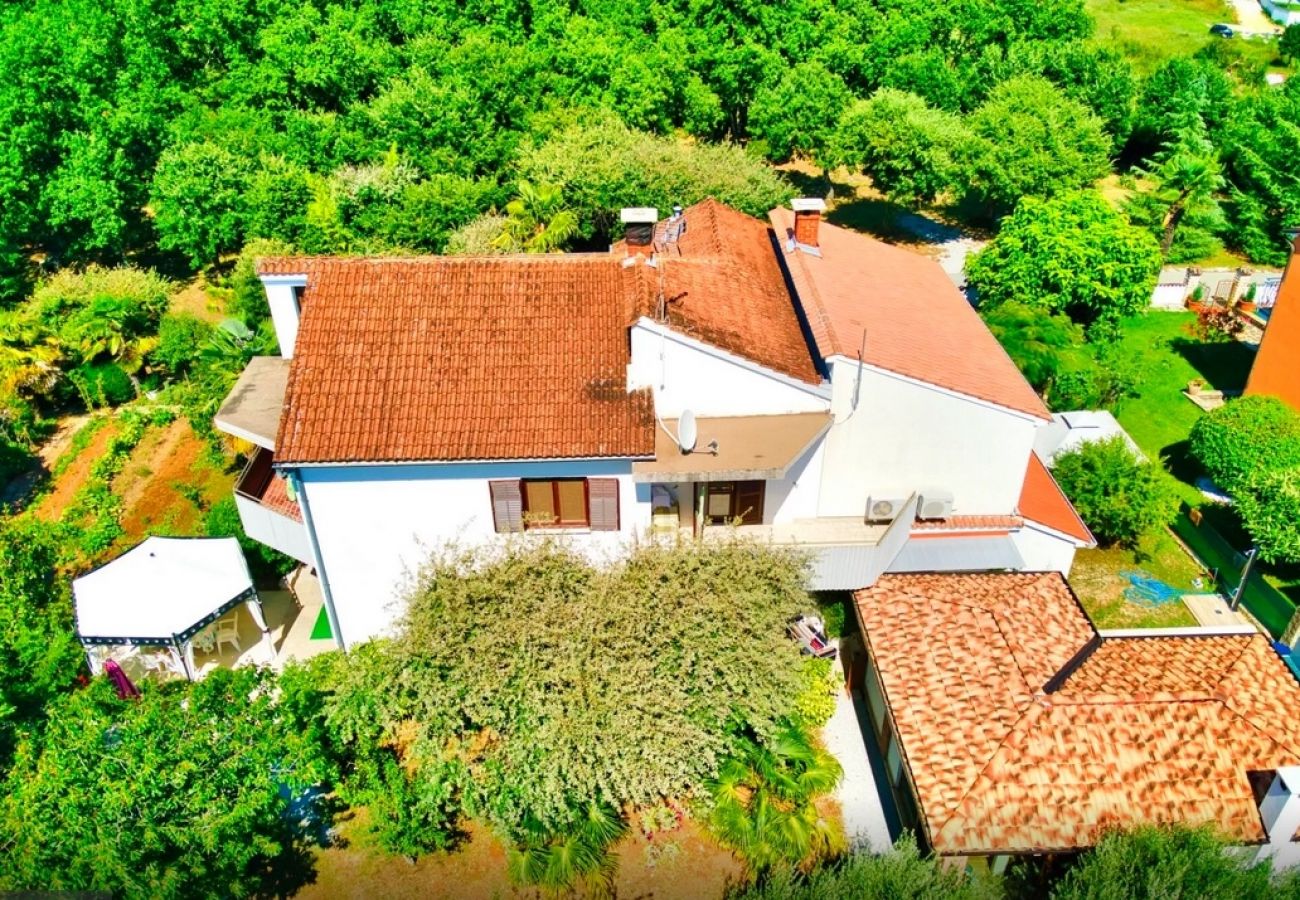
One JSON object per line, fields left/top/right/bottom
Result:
{"left": 677, "top": 410, "right": 698, "bottom": 454}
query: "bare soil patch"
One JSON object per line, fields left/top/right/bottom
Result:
{"left": 115, "top": 420, "right": 235, "bottom": 542}
{"left": 301, "top": 811, "right": 744, "bottom": 900}
{"left": 32, "top": 421, "right": 120, "bottom": 522}
{"left": 169, "top": 275, "right": 225, "bottom": 323}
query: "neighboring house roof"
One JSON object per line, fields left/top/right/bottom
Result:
{"left": 261, "top": 256, "right": 655, "bottom": 464}
{"left": 1032, "top": 409, "right": 1143, "bottom": 465}
{"left": 635, "top": 199, "right": 822, "bottom": 385}
{"left": 769, "top": 207, "right": 1050, "bottom": 420}
{"left": 1247, "top": 238, "right": 1300, "bottom": 411}
{"left": 1017, "top": 452, "right": 1095, "bottom": 546}
{"left": 911, "top": 515, "right": 1024, "bottom": 534}
{"left": 854, "top": 572, "right": 1300, "bottom": 856}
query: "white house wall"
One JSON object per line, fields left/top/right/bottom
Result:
{"left": 298, "top": 460, "right": 646, "bottom": 646}
{"left": 819, "top": 358, "right": 1038, "bottom": 518}
{"left": 627, "top": 320, "right": 829, "bottom": 418}
{"left": 1011, "top": 524, "right": 1078, "bottom": 576}
{"left": 765, "top": 437, "right": 825, "bottom": 524}
{"left": 262, "top": 277, "right": 303, "bottom": 358}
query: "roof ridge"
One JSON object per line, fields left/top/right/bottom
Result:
{"left": 1215, "top": 640, "right": 1300, "bottom": 758}
{"left": 767, "top": 209, "right": 844, "bottom": 357}
{"left": 932, "top": 701, "right": 1039, "bottom": 843}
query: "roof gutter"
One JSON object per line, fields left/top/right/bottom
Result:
{"left": 286, "top": 468, "right": 347, "bottom": 652}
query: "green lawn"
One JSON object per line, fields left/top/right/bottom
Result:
{"left": 1104, "top": 312, "right": 1253, "bottom": 504}
{"left": 1086, "top": 0, "right": 1232, "bottom": 73}
{"left": 1071, "top": 532, "right": 1203, "bottom": 628}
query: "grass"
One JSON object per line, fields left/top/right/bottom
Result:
{"left": 1101, "top": 311, "right": 1253, "bottom": 504}
{"left": 1086, "top": 0, "right": 1232, "bottom": 73}
{"left": 1070, "top": 531, "right": 1204, "bottom": 628}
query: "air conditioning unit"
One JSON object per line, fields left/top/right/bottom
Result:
{"left": 865, "top": 496, "right": 908, "bottom": 523}
{"left": 917, "top": 490, "right": 954, "bottom": 520}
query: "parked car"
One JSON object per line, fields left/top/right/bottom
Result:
{"left": 1209, "top": 23, "right": 1234, "bottom": 38}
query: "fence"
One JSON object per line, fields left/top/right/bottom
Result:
{"left": 1171, "top": 505, "right": 1296, "bottom": 638}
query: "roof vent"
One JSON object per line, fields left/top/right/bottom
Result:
{"left": 790, "top": 198, "right": 826, "bottom": 256}
{"left": 620, "top": 207, "right": 659, "bottom": 253}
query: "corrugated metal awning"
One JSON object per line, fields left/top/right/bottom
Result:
{"left": 887, "top": 536, "right": 1024, "bottom": 574}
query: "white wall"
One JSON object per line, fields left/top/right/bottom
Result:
{"left": 818, "top": 358, "right": 1040, "bottom": 518}
{"left": 261, "top": 277, "right": 303, "bottom": 358}
{"left": 766, "top": 437, "right": 825, "bottom": 524}
{"left": 628, "top": 319, "right": 830, "bottom": 418}
{"left": 234, "top": 494, "right": 313, "bottom": 565}
{"left": 1011, "top": 525, "right": 1078, "bottom": 576}
{"left": 299, "top": 459, "right": 646, "bottom": 646}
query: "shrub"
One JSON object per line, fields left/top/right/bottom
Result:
{"left": 0, "top": 437, "right": 32, "bottom": 486}
{"left": 1050, "top": 825, "right": 1285, "bottom": 900}
{"left": 1189, "top": 396, "right": 1300, "bottom": 492}
{"left": 1052, "top": 436, "right": 1178, "bottom": 547}
{"left": 322, "top": 540, "right": 812, "bottom": 859}
{"left": 227, "top": 238, "right": 293, "bottom": 327}
{"left": 791, "top": 657, "right": 837, "bottom": 731}
{"left": 1234, "top": 468, "right": 1300, "bottom": 565}
{"left": 151, "top": 312, "right": 215, "bottom": 380}
{"left": 67, "top": 361, "right": 134, "bottom": 409}
{"left": 1192, "top": 303, "right": 1244, "bottom": 343}
{"left": 730, "top": 834, "right": 995, "bottom": 899}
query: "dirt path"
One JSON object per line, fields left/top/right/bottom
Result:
{"left": 1229, "top": 0, "right": 1279, "bottom": 33}
{"left": 32, "top": 420, "right": 118, "bottom": 521}
{"left": 0, "top": 414, "right": 93, "bottom": 509}
{"left": 116, "top": 420, "right": 216, "bottom": 540}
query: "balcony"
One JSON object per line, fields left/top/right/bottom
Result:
{"left": 234, "top": 447, "right": 312, "bottom": 564}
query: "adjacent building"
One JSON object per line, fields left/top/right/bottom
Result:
{"left": 855, "top": 571, "right": 1300, "bottom": 873}
{"left": 1247, "top": 234, "right": 1300, "bottom": 411}
{"left": 216, "top": 199, "right": 1092, "bottom": 649}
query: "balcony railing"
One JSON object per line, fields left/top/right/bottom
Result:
{"left": 233, "top": 448, "right": 311, "bottom": 563}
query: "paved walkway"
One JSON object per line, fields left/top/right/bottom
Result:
{"left": 823, "top": 646, "right": 895, "bottom": 852}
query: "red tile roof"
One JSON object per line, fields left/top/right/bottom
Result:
{"left": 911, "top": 515, "right": 1024, "bottom": 533}
{"left": 634, "top": 200, "right": 822, "bottom": 385}
{"left": 259, "top": 472, "right": 302, "bottom": 523}
{"left": 770, "top": 208, "right": 1050, "bottom": 420}
{"left": 260, "top": 256, "right": 655, "bottom": 464}
{"left": 1017, "top": 452, "right": 1094, "bottom": 545}
{"left": 854, "top": 572, "right": 1300, "bottom": 856}
{"left": 1247, "top": 237, "right": 1300, "bottom": 411}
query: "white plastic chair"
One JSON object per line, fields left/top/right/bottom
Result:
{"left": 215, "top": 611, "right": 241, "bottom": 654}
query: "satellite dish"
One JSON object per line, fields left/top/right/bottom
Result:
{"left": 677, "top": 410, "right": 698, "bottom": 454}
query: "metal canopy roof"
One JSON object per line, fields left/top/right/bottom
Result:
{"left": 214, "top": 356, "right": 289, "bottom": 451}
{"left": 886, "top": 536, "right": 1025, "bottom": 574}
{"left": 632, "top": 412, "right": 830, "bottom": 483}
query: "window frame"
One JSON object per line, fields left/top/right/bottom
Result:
{"left": 521, "top": 477, "right": 591, "bottom": 529}
{"left": 704, "top": 480, "right": 765, "bottom": 526}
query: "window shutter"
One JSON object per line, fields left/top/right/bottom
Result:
{"left": 489, "top": 480, "right": 523, "bottom": 533}
{"left": 735, "top": 481, "right": 765, "bottom": 526}
{"left": 587, "top": 478, "right": 620, "bottom": 532}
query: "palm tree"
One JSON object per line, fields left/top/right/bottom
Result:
{"left": 494, "top": 181, "right": 579, "bottom": 254}
{"left": 0, "top": 316, "right": 62, "bottom": 401}
{"left": 506, "top": 803, "right": 627, "bottom": 897}
{"left": 706, "top": 720, "right": 844, "bottom": 878}
{"left": 1139, "top": 125, "right": 1225, "bottom": 256}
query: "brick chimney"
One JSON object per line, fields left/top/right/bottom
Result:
{"left": 790, "top": 198, "right": 826, "bottom": 254}
{"left": 620, "top": 207, "right": 659, "bottom": 254}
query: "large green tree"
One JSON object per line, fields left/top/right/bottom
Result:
{"left": 748, "top": 61, "right": 850, "bottom": 163}
{"left": 827, "top": 89, "right": 973, "bottom": 206}
{"left": 966, "top": 192, "right": 1161, "bottom": 334}
{"left": 0, "top": 668, "right": 336, "bottom": 898}
{"left": 150, "top": 142, "right": 256, "bottom": 268}
{"left": 0, "top": 515, "right": 83, "bottom": 767}
{"left": 966, "top": 75, "right": 1112, "bottom": 213}
{"left": 1052, "top": 436, "right": 1178, "bottom": 547}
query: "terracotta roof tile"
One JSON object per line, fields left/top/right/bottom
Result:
{"left": 634, "top": 201, "right": 822, "bottom": 385}
{"left": 854, "top": 572, "right": 1300, "bottom": 856}
{"left": 259, "top": 471, "right": 302, "bottom": 523}
{"left": 1018, "top": 452, "right": 1094, "bottom": 546}
{"left": 770, "top": 208, "right": 1050, "bottom": 420}
{"left": 259, "top": 256, "right": 655, "bottom": 464}
{"left": 912, "top": 515, "right": 1024, "bottom": 533}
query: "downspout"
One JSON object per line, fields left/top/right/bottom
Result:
{"left": 287, "top": 468, "right": 348, "bottom": 652}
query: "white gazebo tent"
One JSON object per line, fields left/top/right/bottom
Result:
{"left": 74, "top": 536, "right": 273, "bottom": 680}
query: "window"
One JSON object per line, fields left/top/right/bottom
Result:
{"left": 524, "top": 479, "right": 588, "bottom": 527}
{"left": 489, "top": 478, "right": 620, "bottom": 533}
{"left": 704, "top": 481, "right": 765, "bottom": 525}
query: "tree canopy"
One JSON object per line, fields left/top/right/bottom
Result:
{"left": 966, "top": 192, "right": 1161, "bottom": 335}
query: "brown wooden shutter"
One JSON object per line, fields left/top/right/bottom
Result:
{"left": 587, "top": 478, "right": 620, "bottom": 531}
{"left": 735, "top": 481, "right": 765, "bottom": 525}
{"left": 489, "top": 480, "right": 523, "bottom": 533}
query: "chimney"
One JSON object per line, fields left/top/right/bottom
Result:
{"left": 620, "top": 207, "right": 659, "bottom": 254}
{"left": 790, "top": 198, "right": 826, "bottom": 254}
